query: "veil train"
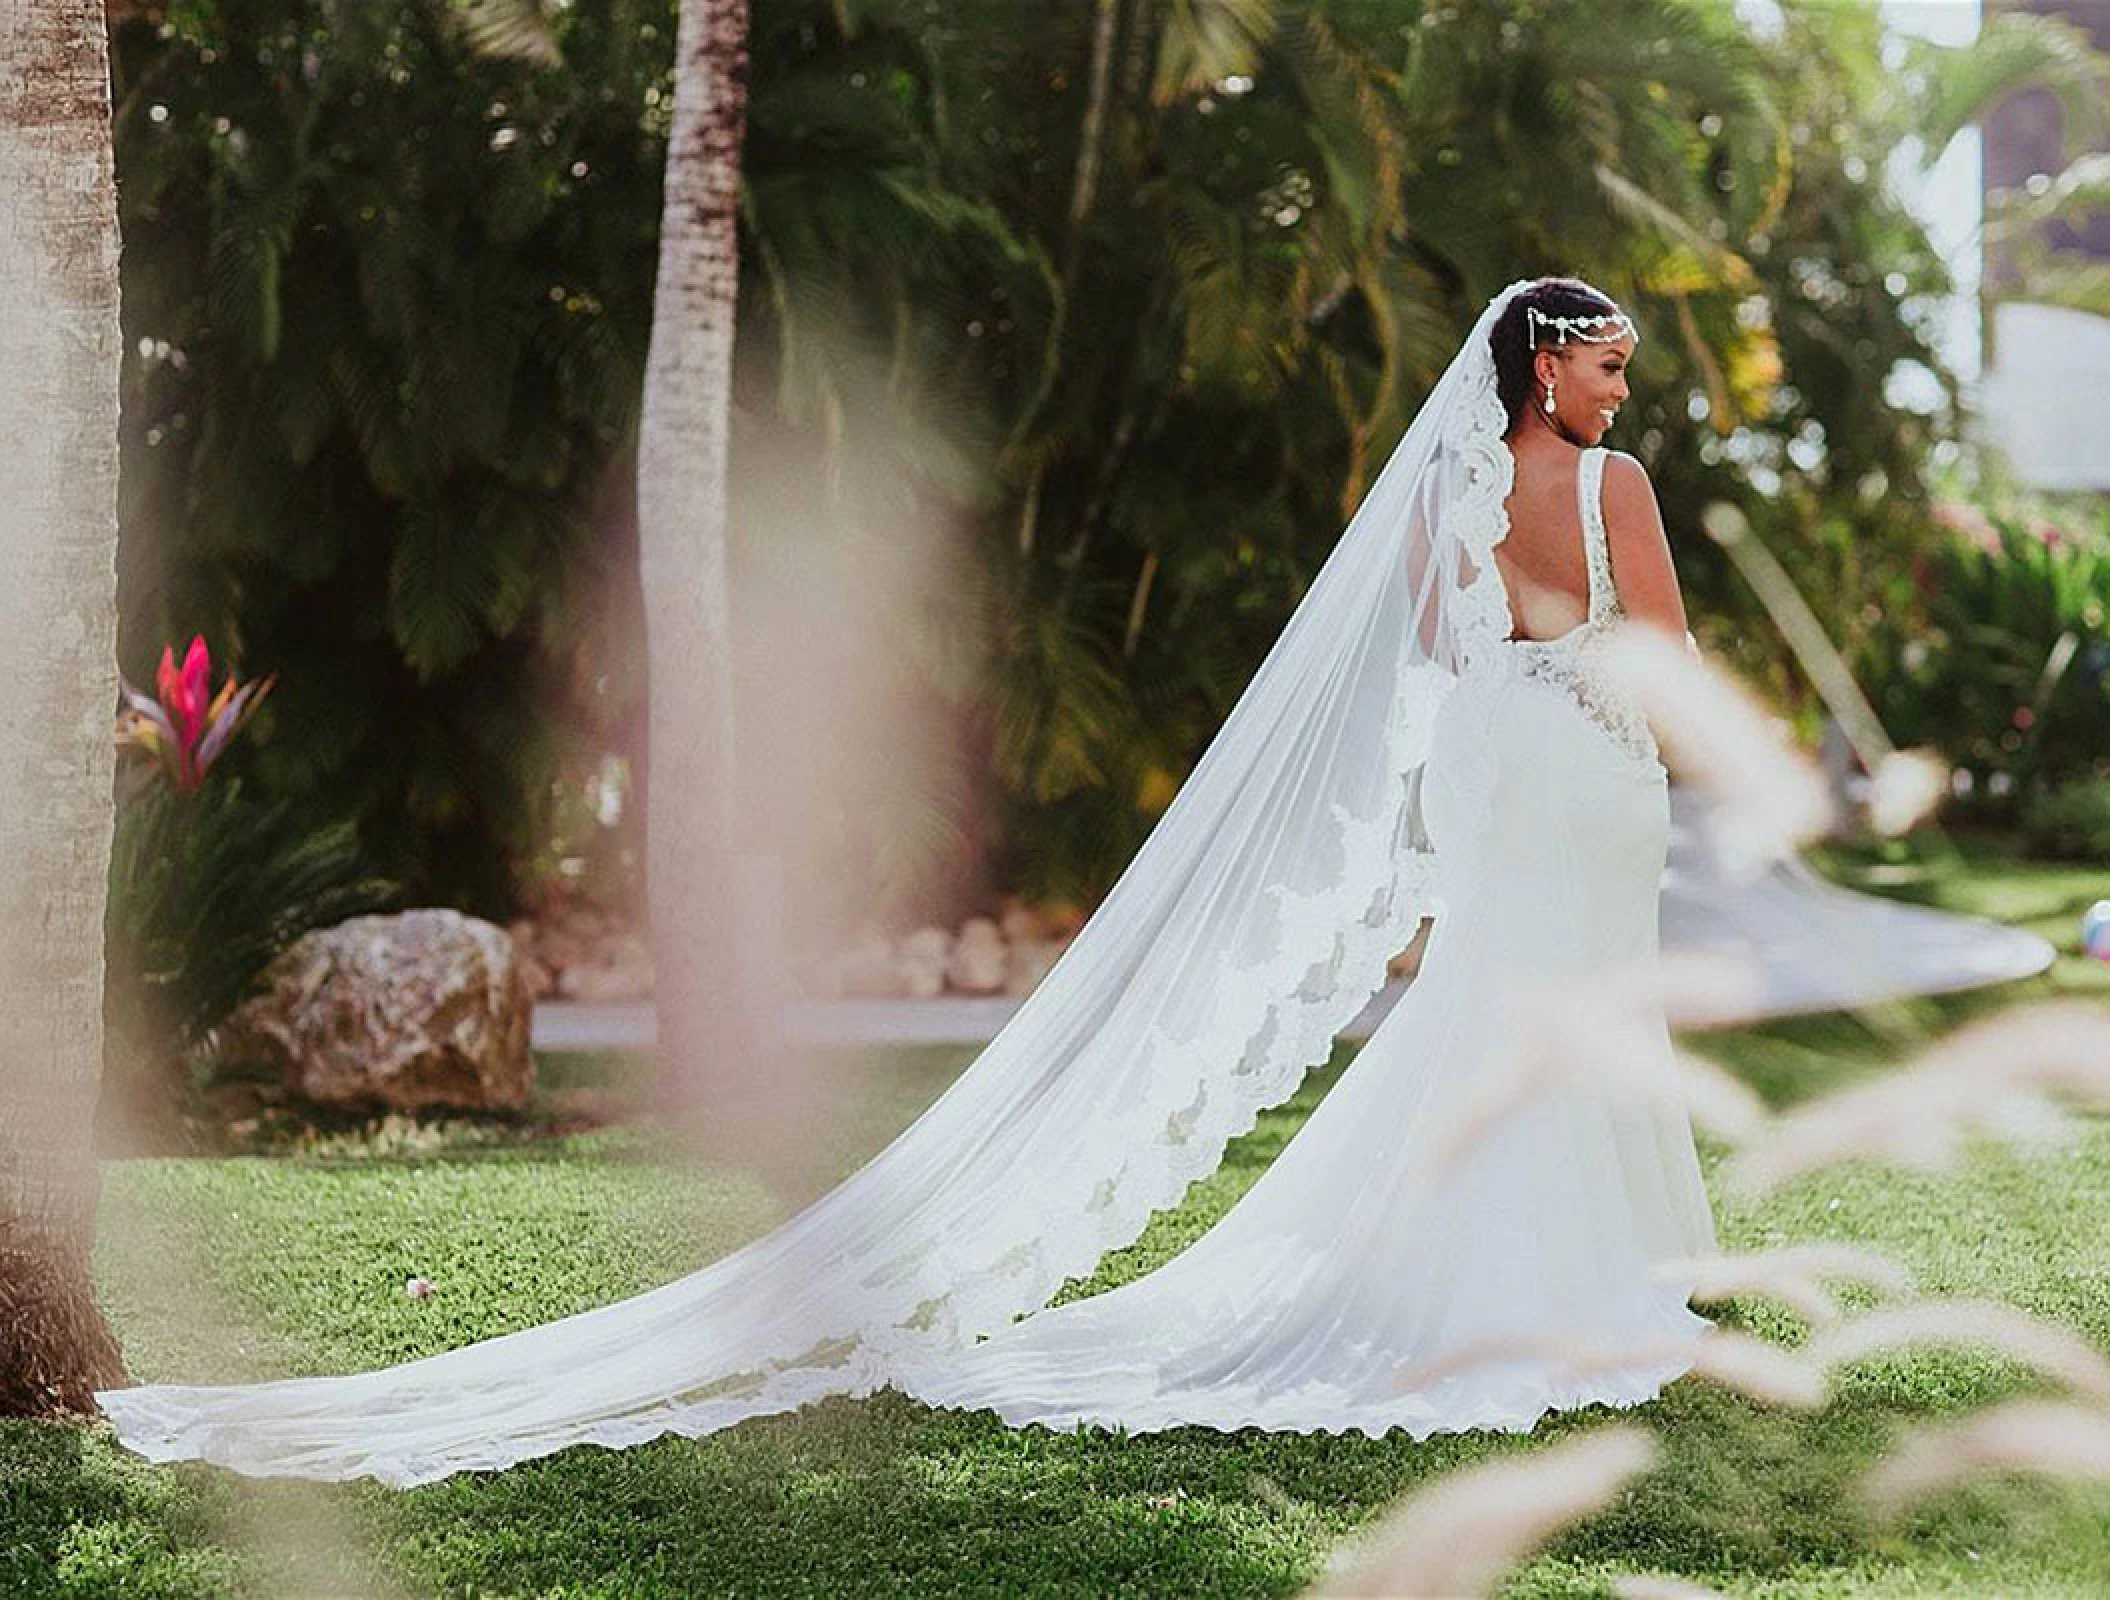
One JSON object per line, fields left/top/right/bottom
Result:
{"left": 99, "top": 282, "right": 1565, "bottom": 1486}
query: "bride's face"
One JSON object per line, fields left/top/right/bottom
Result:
{"left": 1539, "top": 335, "right": 1635, "bottom": 446}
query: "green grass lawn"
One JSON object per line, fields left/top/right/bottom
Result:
{"left": 10, "top": 836, "right": 2110, "bottom": 1597}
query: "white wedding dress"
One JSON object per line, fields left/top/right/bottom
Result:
{"left": 98, "top": 284, "right": 1718, "bottom": 1485}
{"left": 893, "top": 446, "right": 1716, "bottom": 1437}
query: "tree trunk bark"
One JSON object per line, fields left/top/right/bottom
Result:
{"left": 1013, "top": 0, "right": 1123, "bottom": 563}
{"left": 636, "top": 0, "right": 763, "bottom": 1144}
{"left": 0, "top": 1, "right": 126, "bottom": 1413}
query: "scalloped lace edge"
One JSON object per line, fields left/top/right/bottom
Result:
{"left": 104, "top": 374, "right": 1533, "bottom": 1490}
{"left": 100, "top": 661, "right": 1455, "bottom": 1487}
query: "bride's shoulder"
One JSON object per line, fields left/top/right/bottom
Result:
{"left": 1594, "top": 450, "right": 1687, "bottom": 628}
{"left": 1597, "top": 450, "right": 1667, "bottom": 534}
{"left": 1597, "top": 448, "right": 1654, "bottom": 491}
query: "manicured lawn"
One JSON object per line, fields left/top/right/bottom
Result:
{"left": 9, "top": 837, "right": 2109, "bottom": 1597}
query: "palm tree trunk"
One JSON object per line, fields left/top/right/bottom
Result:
{"left": 0, "top": 0, "right": 126, "bottom": 1413}
{"left": 1066, "top": 0, "right": 1122, "bottom": 269}
{"left": 1014, "top": 0, "right": 1122, "bottom": 563}
{"left": 636, "top": 0, "right": 760, "bottom": 1136}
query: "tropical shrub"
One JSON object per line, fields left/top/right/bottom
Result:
{"left": 2020, "top": 772, "right": 2110, "bottom": 861}
{"left": 1863, "top": 498, "right": 2110, "bottom": 826}
{"left": 104, "top": 639, "right": 399, "bottom": 1134}
{"left": 108, "top": 0, "right": 1049, "bottom": 928}
{"left": 109, "top": 0, "right": 667, "bottom": 915}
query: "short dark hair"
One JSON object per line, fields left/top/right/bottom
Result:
{"left": 1488, "top": 277, "right": 1628, "bottom": 432}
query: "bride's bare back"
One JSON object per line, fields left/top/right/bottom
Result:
{"left": 1497, "top": 437, "right": 1687, "bottom": 643}
{"left": 1496, "top": 443, "right": 1596, "bottom": 641}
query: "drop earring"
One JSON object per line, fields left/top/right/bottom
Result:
{"left": 1543, "top": 380, "right": 1557, "bottom": 416}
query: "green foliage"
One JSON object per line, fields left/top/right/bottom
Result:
{"left": 2021, "top": 774, "right": 2110, "bottom": 862}
{"left": 1863, "top": 498, "right": 2110, "bottom": 824}
{"left": 113, "top": 0, "right": 1053, "bottom": 925}
{"left": 104, "top": 762, "right": 401, "bottom": 1121}
{"left": 962, "top": 0, "right": 1795, "bottom": 900}
{"left": 113, "top": 0, "right": 2103, "bottom": 923}
{"left": 1631, "top": 1, "right": 1955, "bottom": 707}
{"left": 111, "top": 0, "right": 668, "bottom": 914}
{"left": 1900, "top": 6, "right": 2110, "bottom": 160}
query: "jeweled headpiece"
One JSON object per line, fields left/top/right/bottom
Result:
{"left": 1527, "top": 306, "right": 1638, "bottom": 346}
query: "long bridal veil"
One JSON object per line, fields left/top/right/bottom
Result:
{"left": 99, "top": 282, "right": 1544, "bottom": 1486}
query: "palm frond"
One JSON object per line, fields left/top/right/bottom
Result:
{"left": 1986, "top": 152, "right": 2110, "bottom": 244}
{"left": 1902, "top": 9, "right": 2110, "bottom": 161}
{"left": 1154, "top": 0, "right": 1279, "bottom": 105}
{"left": 447, "top": 0, "right": 564, "bottom": 68}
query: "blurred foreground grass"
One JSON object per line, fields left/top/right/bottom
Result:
{"left": 9, "top": 836, "right": 2109, "bottom": 1597}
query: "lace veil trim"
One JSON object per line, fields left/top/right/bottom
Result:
{"left": 97, "top": 284, "right": 1542, "bottom": 1486}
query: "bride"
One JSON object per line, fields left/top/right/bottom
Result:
{"left": 98, "top": 277, "right": 1718, "bottom": 1485}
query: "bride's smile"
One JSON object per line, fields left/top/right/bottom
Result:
{"left": 1540, "top": 337, "right": 1634, "bottom": 448}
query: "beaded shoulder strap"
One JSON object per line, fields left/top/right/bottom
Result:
{"left": 1576, "top": 447, "right": 1617, "bottom": 621}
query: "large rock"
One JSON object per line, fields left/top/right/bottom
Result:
{"left": 215, "top": 909, "right": 535, "bottom": 1112}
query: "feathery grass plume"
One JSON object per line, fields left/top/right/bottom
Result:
{"left": 1555, "top": 1328, "right": 1828, "bottom": 1411}
{"left": 1808, "top": 1299, "right": 2110, "bottom": 1404}
{"left": 1392, "top": 1327, "right": 1824, "bottom": 1413}
{"left": 1598, "top": 626, "right": 1832, "bottom": 877}
{"left": 1653, "top": 950, "right": 1769, "bottom": 1027}
{"left": 1662, "top": 1047, "right": 1777, "bottom": 1142}
{"left": 1865, "top": 749, "right": 1950, "bottom": 837}
{"left": 1664, "top": 1243, "right": 1917, "bottom": 1328}
{"left": 1678, "top": 1328, "right": 1830, "bottom": 1410}
{"left": 1724, "top": 1002, "right": 2110, "bottom": 1196}
{"left": 1612, "top": 1574, "right": 1731, "bottom": 1600}
{"left": 1420, "top": 974, "right": 1770, "bottom": 1185}
{"left": 1863, "top": 1399, "right": 2110, "bottom": 1511}
{"left": 1306, "top": 1425, "right": 1658, "bottom": 1599}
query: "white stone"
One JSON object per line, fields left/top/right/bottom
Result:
{"left": 947, "top": 917, "right": 1008, "bottom": 994}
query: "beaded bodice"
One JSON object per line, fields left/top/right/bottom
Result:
{"left": 1497, "top": 448, "right": 1659, "bottom": 770}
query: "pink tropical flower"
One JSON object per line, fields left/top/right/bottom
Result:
{"left": 116, "top": 636, "right": 275, "bottom": 792}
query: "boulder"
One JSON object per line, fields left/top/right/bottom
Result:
{"left": 214, "top": 909, "right": 535, "bottom": 1112}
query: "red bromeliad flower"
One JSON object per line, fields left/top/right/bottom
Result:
{"left": 117, "top": 636, "right": 275, "bottom": 793}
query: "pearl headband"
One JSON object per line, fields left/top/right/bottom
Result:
{"left": 1527, "top": 306, "right": 1638, "bottom": 346}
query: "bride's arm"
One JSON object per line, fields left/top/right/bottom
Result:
{"left": 1599, "top": 451, "right": 1693, "bottom": 651}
